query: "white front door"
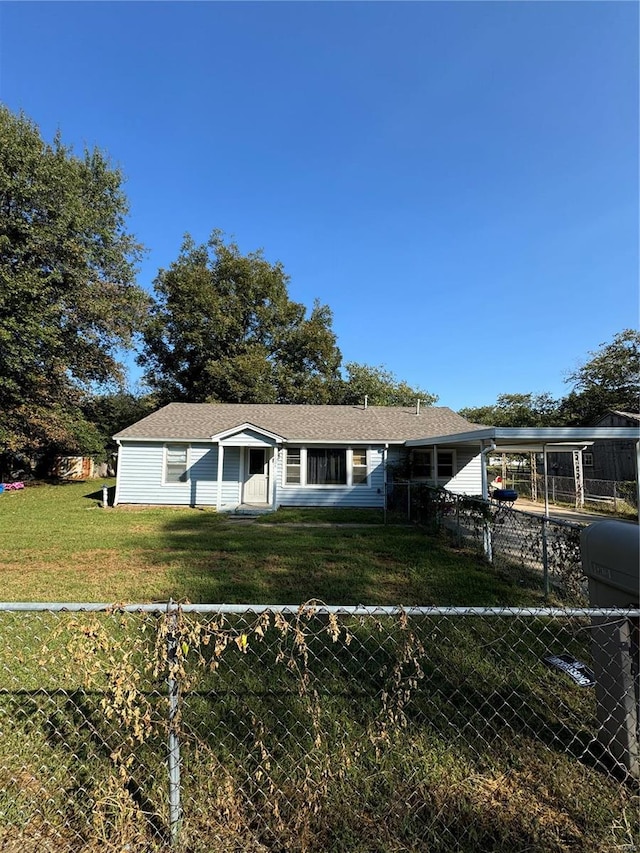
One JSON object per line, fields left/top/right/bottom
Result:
{"left": 243, "top": 448, "right": 269, "bottom": 503}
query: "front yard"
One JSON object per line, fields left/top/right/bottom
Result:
{"left": 1, "top": 481, "right": 636, "bottom": 852}
{"left": 0, "top": 480, "right": 545, "bottom": 606}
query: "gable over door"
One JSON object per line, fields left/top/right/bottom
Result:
{"left": 243, "top": 448, "right": 269, "bottom": 503}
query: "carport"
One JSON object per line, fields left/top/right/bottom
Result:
{"left": 406, "top": 426, "right": 640, "bottom": 519}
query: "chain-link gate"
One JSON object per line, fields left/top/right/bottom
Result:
{"left": 1, "top": 602, "right": 638, "bottom": 852}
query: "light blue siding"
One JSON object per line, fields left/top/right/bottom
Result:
{"left": 189, "top": 444, "right": 219, "bottom": 505}
{"left": 387, "top": 447, "right": 482, "bottom": 496}
{"left": 221, "top": 429, "right": 277, "bottom": 447}
{"left": 274, "top": 447, "right": 385, "bottom": 508}
{"left": 116, "top": 442, "right": 242, "bottom": 506}
{"left": 117, "top": 443, "right": 178, "bottom": 505}
{"left": 220, "top": 448, "right": 241, "bottom": 506}
{"left": 116, "top": 440, "right": 478, "bottom": 509}
{"left": 446, "top": 450, "right": 482, "bottom": 495}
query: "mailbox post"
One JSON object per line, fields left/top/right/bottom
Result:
{"left": 581, "top": 521, "right": 639, "bottom": 779}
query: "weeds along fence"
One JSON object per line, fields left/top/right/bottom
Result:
{"left": 387, "top": 483, "right": 586, "bottom": 602}
{"left": 1, "top": 602, "right": 639, "bottom": 853}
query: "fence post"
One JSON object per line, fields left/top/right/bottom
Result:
{"left": 613, "top": 482, "right": 618, "bottom": 512}
{"left": 167, "top": 599, "right": 182, "bottom": 845}
{"left": 590, "top": 615, "right": 640, "bottom": 780}
{"left": 483, "top": 502, "right": 493, "bottom": 563}
{"left": 541, "top": 517, "right": 549, "bottom": 600}
{"left": 530, "top": 454, "right": 537, "bottom": 502}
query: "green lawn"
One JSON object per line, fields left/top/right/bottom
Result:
{"left": 0, "top": 480, "right": 544, "bottom": 606}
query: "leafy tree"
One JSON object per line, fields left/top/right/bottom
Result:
{"left": 559, "top": 329, "right": 640, "bottom": 425}
{"left": 139, "top": 232, "right": 343, "bottom": 404}
{"left": 459, "top": 330, "right": 640, "bottom": 427}
{"left": 81, "top": 392, "right": 157, "bottom": 456}
{"left": 459, "top": 393, "right": 562, "bottom": 427}
{"left": 0, "top": 106, "right": 147, "bottom": 456}
{"left": 336, "top": 362, "right": 437, "bottom": 407}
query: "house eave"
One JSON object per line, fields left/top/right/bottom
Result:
{"left": 210, "top": 422, "right": 286, "bottom": 443}
{"left": 285, "top": 438, "right": 406, "bottom": 445}
{"left": 113, "top": 436, "right": 215, "bottom": 443}
{"left": 406, "top": 426, "right": 640, "bottom": 452}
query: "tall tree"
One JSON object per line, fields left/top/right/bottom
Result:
{"left": 459, "top": 393, "right": 562, "bottom": 426}
{"left": 559, "top": 329, "right": 640, "bottom": 425}
{"left": 81, "top": 392, "right": 157, "bottom": 457}
{"left": 139, "top": 232, "right": 343, "bottom": 404}
{"left": 0, "top": 107, "right": 147, "bottom": 456}
{"left": 337, "top": 362, "right": 437, "bottom": 407}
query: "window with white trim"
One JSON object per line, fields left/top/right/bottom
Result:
{"left": 286, "top": 448, "right": 301, "bottom": 484}
{"left": 413, "top": 450, "right": 432, "bottom": 478}
{"left": 284, "top": 447, "right": 369, "bottom": 487}
{"left": 352, "top": 448, "right": 368, "bottom": 484}
{"left": 307, "top": 448, "right": 346, "bottom": 485}
{"left": 437, "top": 451, "right": 455, "bottom": 478}
{"left": 165, "top": 445, "right": 188, "bottom": 483}
{"left": 411, "top": 450, "right": 456, "bottom": 479}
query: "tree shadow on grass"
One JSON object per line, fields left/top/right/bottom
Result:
{"left": 1, "top": 689, "right": 169, "bottom": 846}
{"left": 164, "top": 611, "right": 633, "bottom": 852}
{"left": 2, "top": 606, "right": 633, "bottom": 853}
{"left": 147, "top": 510, "right": 533, "bottom": 608}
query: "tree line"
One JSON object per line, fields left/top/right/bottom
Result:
{"left": 459, "top": 328, "right": 639, "bottom": 428}
{"left": 1, "top": 106, "right": 637, "bottom": 471}
{"left": 0, "top": 107, "right": 433, "bottom": 469}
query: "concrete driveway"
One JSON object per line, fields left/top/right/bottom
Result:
{"left": 512, "top": 497, "right": 637, "bottom": 526}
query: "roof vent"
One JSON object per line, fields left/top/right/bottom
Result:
{"left": 416, "top": 399, "right": 421, "bottom": 415}
{"left": 364, "top": 395, "right": 368, "bottom": 410}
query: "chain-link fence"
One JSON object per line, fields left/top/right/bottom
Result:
{"left": 1, "top": 602, "right": 638, "bottom": 853}
{"left": 539, "top": 475, "right": 638, "bottom": 511}
{"left": 484, "top": 472, "right": 638, "bottom": 511}
{"left": 387, "top": 483, "right": 586, "bottom": 602}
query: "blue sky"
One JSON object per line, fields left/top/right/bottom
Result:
{"left": 1, "top": 1, "right": 637, "bottom": 410}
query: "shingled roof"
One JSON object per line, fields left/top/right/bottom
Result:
{"left": 114, "top": 403, "right": 483, "bottom": 443}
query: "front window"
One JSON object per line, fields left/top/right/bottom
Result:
{"left": 412, "top": 450, "right": 455, "bottom": 479}
{"left": 307, "top": 448, "right": 347, "bottom": 485}
{"left": 285, "top": 449, "right": 301, "bottom": 484}
{"left": 413, "top": 450, "right": 432, "bottom": 478}
{"left": 437, "top": 451, "right": 454, "bottom": 478}
{"left": 165, "top": 445, "right": 188, "bottom": 483}
{"left": 352, "top": 449, "right": 368, "bottom": 484}
{"left": 283, "top": 447, "right": 370, "bottom": 487}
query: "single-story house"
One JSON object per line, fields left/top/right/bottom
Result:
{"left": 112, "top": 403, "right": 487, "bottom": 510}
